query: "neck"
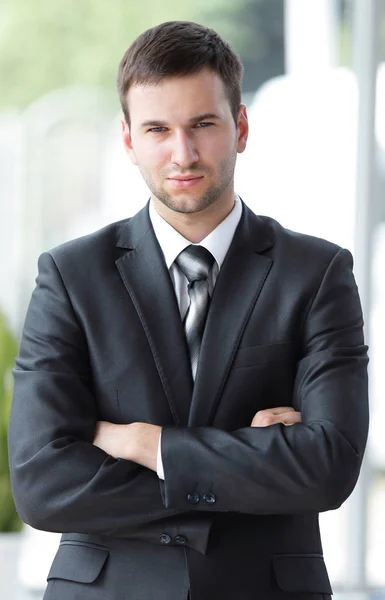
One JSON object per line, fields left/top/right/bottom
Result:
{"left": 152, "top": 194, "right": 236, "bottom": 243}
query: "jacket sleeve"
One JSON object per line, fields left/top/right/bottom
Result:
{"left": 160, "top": 248, "right": 369, "bottom": 514}
{"left": 8, "top": 251, "right": 184, "bottom": 535}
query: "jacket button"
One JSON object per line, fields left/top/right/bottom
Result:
{"left": 187, "top": 492, "right": 200, "bottom": 504}
{"left": 203, "top": 493, "right": 216, "bottom": 504}
{"left": 175, "top": 535, "right": 187, "bottom": 545}
{"left": 160, "top": 533, "right": 172, "bottom": 545}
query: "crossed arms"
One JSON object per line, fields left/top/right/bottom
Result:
{"left": 8, "top": 248, "right": 369, "bottom": 535}
{"left": 93, "top": 407, "right": 302, "bottom": 473}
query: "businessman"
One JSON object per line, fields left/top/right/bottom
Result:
{"left": 9, "top": 21, "right": 369, "bottom": 600}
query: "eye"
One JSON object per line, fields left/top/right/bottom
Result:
{"left": 148, "top": 127, "right": 167, "bottom": 133}
{"left": 196, "top": 122, "right": 214, "bottom": 128}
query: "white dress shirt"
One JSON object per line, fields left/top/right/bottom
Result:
{"left": 149, "top": 196, "right": 243, "bottom": 479}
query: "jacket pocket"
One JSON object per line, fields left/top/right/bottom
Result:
{"left": 273, "top": 554, "right": 332, "bottom": 594}
{"left": 233, "top": 342, "right": 294, "bottom": 370}
{"left": 47, "top": 542, "right": 109, "bottom": 584}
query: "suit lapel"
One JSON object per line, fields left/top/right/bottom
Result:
{"left": 115, "top": 204, "right": 193, "bottom": 425}
{"left": 188, "top": 205, "right": 274, "bottom": 426}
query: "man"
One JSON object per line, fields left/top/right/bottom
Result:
{"left": 9, "top": 21, "right": 369, "bottom": 600}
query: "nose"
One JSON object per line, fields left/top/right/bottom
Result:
{"left": 171, "top": 130, "right": 199, "bottom": 168}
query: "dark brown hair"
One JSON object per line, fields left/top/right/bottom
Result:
{"left": 117, "top": 21, "right": 244, "bottom": 127}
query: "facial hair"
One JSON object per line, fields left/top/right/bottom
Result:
{"left": 137, "top": 144, "right": 237, "bottom": 215}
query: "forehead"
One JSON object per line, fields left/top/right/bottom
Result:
{"left": 127, "top": 69, "right": 231, "bottom": 125}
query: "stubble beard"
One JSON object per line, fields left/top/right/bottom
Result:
{"left": 139, "top": 149, "right": 237, "bottom": 215}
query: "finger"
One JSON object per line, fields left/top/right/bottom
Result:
{"left": 252, "top": 407, "right": 295, "bottom": 422}
{"left": 250, "top": 407, "right": 294, "bottom": 426}
{"left": 251, "top": 411, "right": 302, "bottom": 427}
{"left": 281, "top": 411, "right": 302, "bottom": 426}
{"left": 251, "top": 413, "right": 280, "bottom": 427}
{"left": 270, "top": 406, "right": 295, "bottom": 415}
{"left": 251, "top": 407, "right": 293, "bottom": 426}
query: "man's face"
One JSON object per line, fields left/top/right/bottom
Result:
{"left": 122, "top": 68, "right": 248, "bottom": 215}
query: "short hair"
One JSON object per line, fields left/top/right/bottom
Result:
{"left": 117, "top": 21, "right": 244, "bottom": 127}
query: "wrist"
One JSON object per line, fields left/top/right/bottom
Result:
{"left": 129, "top": 422, "right": 161, "bottom": 471}
{"left": 124, "top": 423, "right": 140, "bottom": 462}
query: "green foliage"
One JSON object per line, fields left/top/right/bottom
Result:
{"left": 0, "top": 310, "right": 21, "bottom": 532}
{"left": 0, "top": 0, "right": 251, "bottom": 111}
{"left": 1, "top": 1, "right": 365, "bottom": 111}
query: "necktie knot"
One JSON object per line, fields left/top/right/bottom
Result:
{"left": 175, "top": 245, "right": 215, "bottom": 284}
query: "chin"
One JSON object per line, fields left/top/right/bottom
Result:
{"left": 155, "top": 193, "right": 206, "bottom": 215}
{"left": 170, "top": 199, "right": 213, "bottom": 215}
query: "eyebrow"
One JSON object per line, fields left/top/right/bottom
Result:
{"left": 139, "top": 113, "right": 221, "bottom": 129}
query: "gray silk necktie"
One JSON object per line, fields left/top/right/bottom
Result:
{"left": 175, "top": 245, "right": 215, "bottom": 379}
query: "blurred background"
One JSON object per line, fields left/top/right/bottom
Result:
{"left": 0, "top": 0, "right": 384, "bottom": 598}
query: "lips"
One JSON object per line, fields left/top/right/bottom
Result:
{"left": 168, "top": 175, "right": 203, "bottom": 181}
{"left": 167, "top": 175, "right": 203, "bottom": 189}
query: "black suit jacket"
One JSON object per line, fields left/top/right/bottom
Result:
{"left": 9, "top": 201, "right": 369, "bottom": 600}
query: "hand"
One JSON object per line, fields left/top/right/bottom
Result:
{"left": 93, "top": 421, "right": 161, "bottom": 472}
{"left": 251, "top": 406, "right": 302, "bottom": 427}
{"left": 93, "top": 421, "right": 133, "bottom": 458}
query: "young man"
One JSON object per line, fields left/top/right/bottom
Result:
{"left": 9, "top": 21, "right": 368, "bottom": 600}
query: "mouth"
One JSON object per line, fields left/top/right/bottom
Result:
{"left": 167, "top": 175, "right": 204, "bottom": 189}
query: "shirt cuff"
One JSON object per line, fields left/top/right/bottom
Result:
{"left": 156, "top": 429, "right": 165, "bottom": 480}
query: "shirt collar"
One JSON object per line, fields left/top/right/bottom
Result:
{"left": 149, "top": 196, "right": 242, "bottom": 270}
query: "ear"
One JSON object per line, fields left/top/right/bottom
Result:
{"left": 121, "top": 117, "right": 139, "bottom": 165}
{"left": 236, "top": 104, "right": 249, "bottom": 154}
